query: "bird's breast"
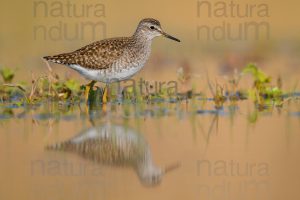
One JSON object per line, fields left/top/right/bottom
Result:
{"left": 101, "top": 44, "right": 152, "bottom": 82}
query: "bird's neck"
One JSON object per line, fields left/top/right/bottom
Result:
{"left": 135, "top": 150, "right": 157, "bottom": 177}
{"left": 137, "top": 162, "right": 159, "bottom": 178}
{"left": 132, "top": 30, "right": 154, "bottom": 44}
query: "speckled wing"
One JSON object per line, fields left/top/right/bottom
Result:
{"left": 43, "top": 37, "right": 130, "bottom": 70}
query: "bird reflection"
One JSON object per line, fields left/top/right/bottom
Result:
{"left": 46, "top": 122, "right": 179, "bottom": 186}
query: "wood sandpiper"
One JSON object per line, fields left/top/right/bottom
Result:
{"left": 43, "top": 18, "right": 180, "bottom": 102}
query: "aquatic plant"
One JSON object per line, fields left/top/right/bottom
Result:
{"left": 242, "top": 63, "right": 283, "bottom": 109}
{"left": 0, "top": 66, "right": 83, "bottom": 104}
{"left": 0, "top": 67, "right": 15, "bottom": 83}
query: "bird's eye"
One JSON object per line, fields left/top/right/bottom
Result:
{"left": 150, "top": 26, "right": 155, "bottom": 30}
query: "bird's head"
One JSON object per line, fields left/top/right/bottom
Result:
{"left": 135, "top": 18, "right": 180, "bottom": 42}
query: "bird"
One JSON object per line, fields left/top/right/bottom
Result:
{"left": 45, "top": 123, "right": 180, "bottom": 186}
{"left": 43, "top": 18, "right": 180, "bottom": 103}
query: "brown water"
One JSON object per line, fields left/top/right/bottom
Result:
{"left": 0, "top": 100, "right": 300, "bottom": 200}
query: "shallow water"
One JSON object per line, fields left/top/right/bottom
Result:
{"left": 0, "top": 99, "right": 300, "bottom": 200}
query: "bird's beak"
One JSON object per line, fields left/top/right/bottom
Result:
{"left": 160, "top": 31, "right": 181, "bottom": 42}
{"left": 163, "top": 162, "right": 181, "bottom": 174}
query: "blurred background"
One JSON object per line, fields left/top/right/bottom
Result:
{"left": 0, "top": 0, "right": 299, "bottom": 83}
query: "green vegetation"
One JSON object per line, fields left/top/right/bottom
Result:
{"left": 204, "top": 63, "right": 291, "bottom": 111}
{"left": 0, "top": 67, "right": 83, "bottom": 104}
{"left": 242, "top": 63, "right": 284, "bottom": 109}
{"left": 0, "top": 68, "right": 15, "bottom": 83}
{"left": 0, "top": 64, "right": 298, "bottom": 117}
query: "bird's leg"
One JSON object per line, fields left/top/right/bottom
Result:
{"left": 85, "top": 80, "right": 96, "bottom": 103}
{"left": 102, "top": 83, "right": 110, "bottom": 104}
{"left": 117, "top": 84, "right": 124, "bottom": 102}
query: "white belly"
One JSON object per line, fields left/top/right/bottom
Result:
{"left": 69, "top": 62, "right": 145, "bottom": 83}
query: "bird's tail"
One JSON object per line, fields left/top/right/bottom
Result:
{"left": 43, "top": 53, "right": 76, "bottom": 65}
{"left": 43, "top": 55, "right": 62, "bottom": 64}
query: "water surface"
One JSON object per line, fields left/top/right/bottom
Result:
{"left": 0, "top": 100, "right": 300, "bottom": 200}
